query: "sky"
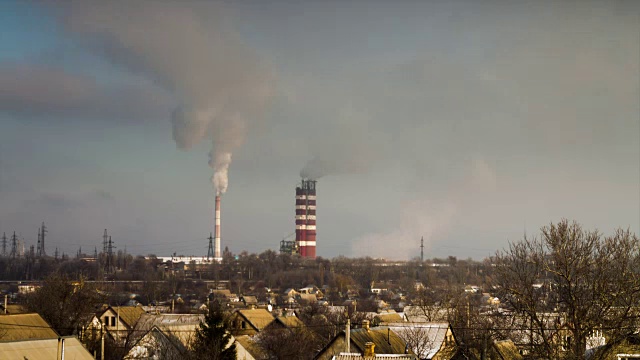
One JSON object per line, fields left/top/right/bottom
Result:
{"left": 0, "top": 0, "right": 638, "bottom": 260}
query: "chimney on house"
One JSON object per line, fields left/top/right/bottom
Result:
{"left": 362, "top": 319, "right": 370, "bottom": 332}
{"left": 364, "top": 342, "right": 375, "bottom": 357}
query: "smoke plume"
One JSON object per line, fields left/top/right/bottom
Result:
{"left": 59, "top": 1, "right": 274, "bottom": 194}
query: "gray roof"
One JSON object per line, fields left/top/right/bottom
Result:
{"left": 0, "top": 337, "right": 93, "bottom": 359}
{"left": 387, "top": 323, "right": 450, "bottom": 359}
{"left": 130, "top": 314, "right": 204, "bottom": 347}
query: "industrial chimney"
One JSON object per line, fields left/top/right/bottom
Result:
{"left": 295, "top": 179, "right": 316, "bottom": 259}
{"left": 214, "top": 195, "right": 222, "bottom": 261}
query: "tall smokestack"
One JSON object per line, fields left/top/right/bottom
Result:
{"left": 214, "top": 195, "right": 221, "bottom": 260}
{"left": 295, "top": 179, "right": 317, "bottom": 259}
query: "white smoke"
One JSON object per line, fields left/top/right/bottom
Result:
{"left": 58, "top": 1, "right": 274, "bottom": 194}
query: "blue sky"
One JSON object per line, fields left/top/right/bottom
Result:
{"left": 0, "top": 0, "right": 638, "bottom": 259}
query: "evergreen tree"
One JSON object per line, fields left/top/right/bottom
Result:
{"left": 191, "top": 300, "right": 236, "bottom": 360}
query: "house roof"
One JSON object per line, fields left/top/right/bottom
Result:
{"left": 374, "top": 313, "right": 403, "bottom": 324}
{"left": 275, "top": 315, "right": 304, "bottom": 328}
{"left": 129, "top": 325, "right": 187, "bottom": 358}
{"left": 242, "top": 296, "right": 258, "bottom": 305}
{"left": 0, "top": 337, "right": 93, "bottom": 359}
{"left": 237, "top": 309, "right": 275, "bottom": 331}
{"left": 387, "top": 323, "right": 451, "bottom": 360}
{"left": 131, "top": 314, "right": 204, "bottom": 347}
{"left": 235, "top": 335, "right": 265, "bottom": 359}
{"left": 349, "top": 327, "right": 408, "bottom": 355}
{"left": 493, "top": 340, "right": 523, "bottom": 360}
{"left": 0, "top": 305, "right": 29, "bottom": 315}
{"left": 101, "top": 305, "right": 146, "bottom": 328}
{"left": 0, "top": 313, "right": 58, "bottom": 340}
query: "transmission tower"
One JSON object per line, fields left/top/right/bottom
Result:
{"left": 10, "top": 232, "right": 17, "bottom": 258}
{"left": 102, "top": 229, "right": 108, "bottom": 254}
{"left": 207, "top": 233, "right": 214, "bottom": 260}
{"left": 39, "top": 222, "right": 47, "bottom": 256}
{"left": 1, "top": 232, "right": 6, "bottom": 257}
{"left": 420, "top": 236, "right": 424, "bottom": 263}
{"left": 36, "top": 228, "right": 42, "bottom": 257}
{"left": 107, "top": 236, "right": 116, "bottom": 273}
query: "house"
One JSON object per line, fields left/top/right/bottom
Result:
{"left": 388, "top": 323, "right": 458, "bottom": 360}
{"left": 0, "top": 304, "right": 29, "bottom": 315}
{"left": 230, "top": 308, "right": 275, "bottom": 336}
{"left": 484, "top": 340, "right": 523, "bottom": 360}
{"left": 315, "top": 320, "right": 411, "bottom": 360}
{"left": 401, "top": 306, "right": 449, "bottom": 323}
{"left": 124, "top": 325, "right": 187, "bottom": 360}
{"left": 273, "top": 314, "right": 305, "bottom": 329}
{"left": 128, "top": 313, "right": 205, "bottom": 351}
{"left": 0, "top": 313, "right": 58, "bottom": 340}
{"left": 0, "top": 337, "right": 94, "bottom": 359}
{"left": 93, "top": 305, "right": 146, "bottom": 340}
{"left": 371, "top": 282, "right": 389, "bottom": 294}
{"left": 372, "top": 311, "right": 403, "bottom": 326}
{"left": 124, "top": 321, "right": 257, "bottom": 360}
{"left": 241, "top": 295, "right": 258, "bottom": 308}
{"left": 235, "top": 335, "right": 265, "bottom": 360}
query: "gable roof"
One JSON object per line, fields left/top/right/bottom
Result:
{"left": 235, "top": 335, "right": 264, "bottom": 359}
{"left": 0, "top": 304, "right": 29, "bottom": 315}
{"left": 374, "top": 313, "right": 403, "bottom": 324}
{"left": 0, "top": 313, "right": 58, "bottom": 340}
{"left": 126, "top": 325, "right": 188, "bottom": 359}
{"left": 492, "top": 340, "right": 523, "bottom": 360}
{"left": 100, "top": 305, "right": 146, "bottom": 328}
{"left": 388, "top": 323, "right": 452, "bottom": 360}
{"left": 131, "top": 314, "right": 204, "bottom": 348}
{"left": 0, "top": 337, "right": 93, "bottom": 359}
{"left": 349, "top": 327, "right": 408, "bottom": 355}
{"left": 275, "top": 315, "right": 305, "bottom": 328}
{"left": 236, "top": 309, "right": 275, "bottom": 331}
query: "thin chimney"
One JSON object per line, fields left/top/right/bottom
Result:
{"left": 214, "top": 195, "right": 221, "bottom": 259}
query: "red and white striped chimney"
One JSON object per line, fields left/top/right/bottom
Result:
{"left": 214, "top": 195, "right": 221, "bottom": 260}
{"left": 295, "top": 179, "right": 316, "bottom": 259}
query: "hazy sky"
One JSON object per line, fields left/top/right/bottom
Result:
{"left": 0, "top": 0, "right": 638, "bottom": 260}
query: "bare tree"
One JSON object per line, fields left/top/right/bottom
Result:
{"left": 256, "top": 325, "right": 318, "bottom": 360}
{"left": 493, "top": 220, "right": 640, "bottom": 359}
{"left": 24, "top": 273, "right": 105, "bottom": 336}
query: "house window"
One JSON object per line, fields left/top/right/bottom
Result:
{"left": 111, "top": 316, "right": 116, "bottom": 327}
{"left": 241, "top": 321, "right": 246, "bottom": 329}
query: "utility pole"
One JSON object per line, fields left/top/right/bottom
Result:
{"left": 1, "top": 232, "right": 6, "bottom": 257}
{"left": 420, "top": 236, "right": 424, "bottom": 263}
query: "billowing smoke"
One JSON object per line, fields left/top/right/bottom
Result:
{"left": 59, "top": 1, "right": 274, "bottom": 195}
